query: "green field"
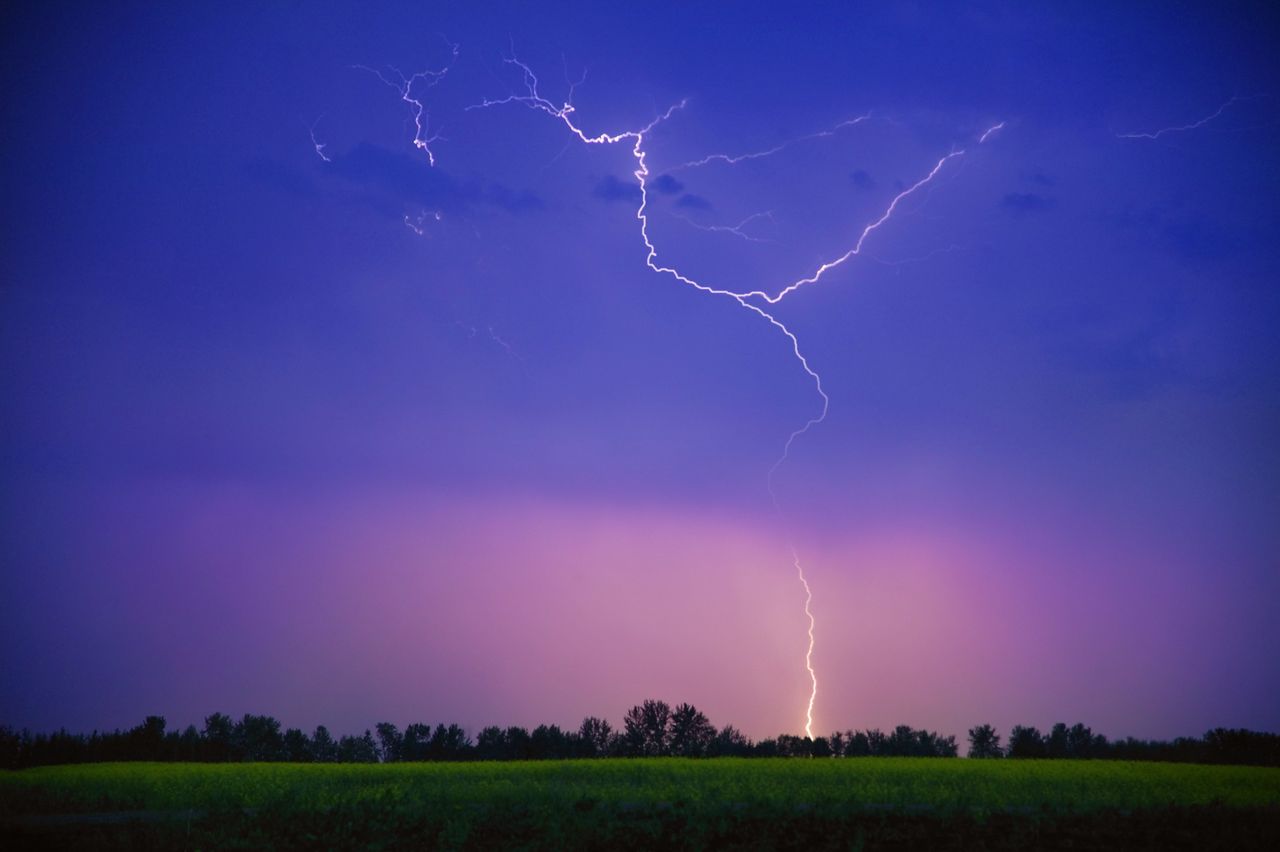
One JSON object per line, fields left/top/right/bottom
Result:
{"left": 3, "top": 758, "right": 1279, "bottom": 850}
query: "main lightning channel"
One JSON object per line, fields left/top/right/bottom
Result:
{"left": 472, "top": 53, "right": 1000, "bottom": 737}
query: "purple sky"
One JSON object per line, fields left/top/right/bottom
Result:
{"left": 2, "top": 1, "right": 1278, "bottom": 741}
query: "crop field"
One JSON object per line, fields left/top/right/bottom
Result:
{"left": 3, "top": 758, "right": 1279, "bottom": 850}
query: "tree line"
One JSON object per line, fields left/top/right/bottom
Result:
{"left": 965, "top": 722, "right": 1280, "bottom": 765}
{"left": 2, "top": 700, "right": 1276, "bottom": 768}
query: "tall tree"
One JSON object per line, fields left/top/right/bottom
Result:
{"left": 203, "top": 712, "right": 235, "bottom": 761}
{"left": 402, "top": 723, "right": 433, "bottom": 761}
{"left": 1066, "top": 723, "right": 1095, "bottom": 758}
{"left": 708, "top": 725, "right": 750, "bottom": 757}
{"left": 474, "top": 726, "right": 506, "bottom": 760}
{"left": 1008, "top": 725, "right": 1047, "bottom": 758}
{"left": 282, "top": 728, "right": 313, "bottom": 762}
{"left": 967, "top": 724, "right": 1003, "bottom": 758}
{"left": 668, "top": 703, "right": 715, "bottom": 757}
{"left": 311, "top": 726, "right": 338, "bottom": 762}
{"left": 234, "top": 714, "right": 285, "bottom": 761}
{"left": 623, "top": 700, "right": 671, "bottom": 756}
{"left": 577, "top": 717, "right": 613, "bottom": 757}
{"left": 375, "top": 722, "right": 403, "bottom": 763}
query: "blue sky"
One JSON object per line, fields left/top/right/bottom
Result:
{"left": 2, "top": 1, "right": 1278, "bottom": 738}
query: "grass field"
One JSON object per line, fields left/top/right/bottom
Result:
{"left": 3, "top": 758, "right": 1279, "bottom": 850}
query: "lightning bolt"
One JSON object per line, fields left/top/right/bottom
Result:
{"left": 1116, "top": 96, "right": 1240, "bottom": 140}
{"left": 676, "top": 114, "right": 872, "bottom": 170}
{"left": 355, "top": 39, "right": 460, "bottom": 166}
{"left": 307, "top": 115, "right": 332, "bottom": 162}
{"left": 671, "top": 210, "right": 778, "bottom": 243}
{"left": 979, "top": 121, "right": 1006, "bottom": 143}
{"left": 793, "top": 547, "right": 817, "bottom": 738}
{"left": 469, "top": 51, "right": 1002, "bottom": 739}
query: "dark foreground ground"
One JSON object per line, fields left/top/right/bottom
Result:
{"left": 2, "top": 758, "right": 1278, "bottom": 850}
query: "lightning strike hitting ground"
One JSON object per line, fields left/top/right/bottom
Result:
{"left": 1116, "top": 96, "right": 1239, "bottom": 140}
{"left": 469, "top": 53, "right": 1001, "bottom": 738}
{"left": 356, "top": 40, "right": 460, "bottom": 166}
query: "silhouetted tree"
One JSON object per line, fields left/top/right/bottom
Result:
{"left": 529, "top": 724, "right": 570, "bottom": 759}
{"left": 669, "top": 703, "right": 715, "bottom": 757}
{"left": 754, "top": 737, "right": 779, "bottom": 757}
{"left": 474, "top": 726, "right": 506, "bottom": 761}
{"left": 1008, "top": 725, "right": 1047, "bottom": 758}
{"left": 1066, "top": 723, "right": 1095, "bottom": 758}
{"left": 234, "top": 714, "right": 285, "bottom": 761}
{"left": 336, "top": 730, "right": 378, "bottom": 762}
{"left": 4, "top": 708, "right": 1276, "bottom": 767}
{"left": 967, "top": 724, "right": 1003, "bottom": 758}
{"left": 1204, "top": 728, "right": 1280, "bottom": 766}
{"left": 1046, "top": 722, "right": 1070, "bottom": 758}
{"left": 283, "top": 728, "right": 312, "bottom": 762}
{"left": 127, "top": 716, "right": 166, "bottom": 761}
{"left": 176, "top": 725, "right": 202, "bottom": 761}
{"left": 203, "top": 713, "right": 235, "bottom": 761}
{"left": 577, "top": 717, "right": 614, "bottom": 757}
{"left": 426, "top": 723, "right": 471, "bottom": 760}
{"left": 311, "top": 725, "right": 338, "bottom": 762}
{"left": 504, "top": 726, "right": 532, "bottom": 760}
{"left": 886, "top": 725, "right": 917, "bottom": 756}
{"left": 708, "top": 725, "right": 750, "bottom": 757}
{"left": 375, "top": 722, "right": 403, "bottom": 763}
{"left": 402, "top": 723, "right": 433, "bottom": 761}
{"left": 844, "top": 730, "right": 871, "bottom": 757}
{"left": 0, "top": 726, "right": 20, "bottom": 769}
{"left": 623, "top": 700, "right": 671, "bottom": 756}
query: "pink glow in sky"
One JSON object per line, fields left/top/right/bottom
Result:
{"left": 3, "top": 478, "right": 1271, "bottom": 740}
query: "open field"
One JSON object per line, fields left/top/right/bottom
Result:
{"left": 3, "top": 758, "right": 1279, "bottom": 850}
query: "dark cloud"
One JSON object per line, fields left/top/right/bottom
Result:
{"left": 1110, "top": 207, "right": 1250, "bottom": 264}
{"left": 482, "top": 184, "right": 543, "bottom": 214}
{"left": 1157, "top": 216, "right": 1241, "bottom": 263}
{"left": 651, "top": 174, "right": 684, "bottom": 195}
{"left": 319, "top": 143, "right": 544, "bottom": 216}
{"left": 593, "top": 174, "right": 643, "bottom": 204}
{"left": 675, "top": 193, "right": 712, "bottom": 210}
{"left": 849, "top": 169, "right": 874, "bottom": 191}
{"left": 1002, "top": 192, "right": 1055, "bottom": 215}
{"left": 1024, "top": 169, "right": 1055, "bottom": 187}
{"left": 1037, "top": 306, "right": 1191, "bottom": 401}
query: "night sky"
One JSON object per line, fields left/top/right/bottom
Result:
{"left": 3, "top": 1, "right": 1278, "bottom": 741}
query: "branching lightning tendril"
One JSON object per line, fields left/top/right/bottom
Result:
{"left": 672, "top": 210, "right": 778, "bottom": 243}
{"left": 677, "top": 114, "right": 872, "bottom": 170}
{"left": 307, "top": 115, "right": 332, "bottom": 163}
{"left": 1116, "top": 96, "right": 1239, "bottom": 140}
{"left": 356, "top": 39, "right": 460, "bottom": 166}
{"left": 462, "top": 52, "right": 1002, "bottom": 738}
